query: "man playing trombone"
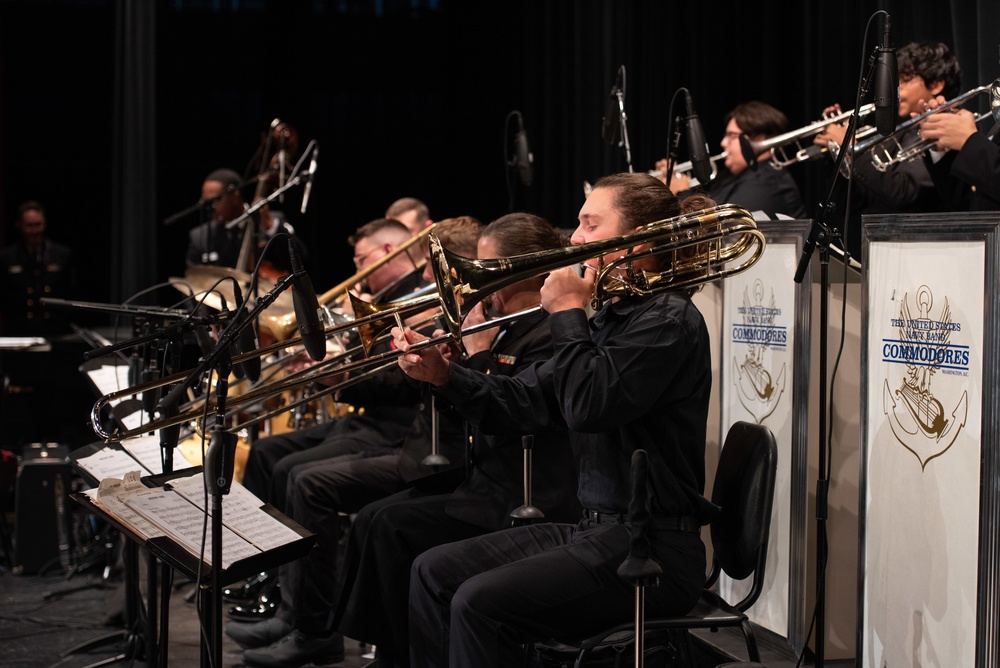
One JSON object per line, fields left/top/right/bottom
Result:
{"left": 395, "top": 174, "right": 723, "bottom": 668}
{"left": 324, "top": 213, "right": 584, "bottom": 668}
{"left": 226, "top": 217, "right": 483, "bottom": 663}
{"left": 239, "top": 217, "right": 429, "bottom": 510}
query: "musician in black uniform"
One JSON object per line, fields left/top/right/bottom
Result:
{"left": 227, "top": 217, "right": 483, "bottom": 666}
{"left": 813, "top": 41, "right": 963, "bottom": 255}
{"left": 395, "top": 175, "right": 720, "bottom": 667}
{"left": 656, "top": 101, "right": 809, "bottom": 221}
{"left": 0, "top": 200, "right": 76, "bottom": 337}
{"left": 185, "top": 167, "right": 300, "bottom": 273}
{"left": 327, "top": 213, "right": 583, "bottom": 668}
{"left": 919, "top": 90, "right": 1000, "bottom": 211}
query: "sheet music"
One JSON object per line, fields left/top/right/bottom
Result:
{"left": 121, "top": 434, "right": 199, "bottom": 476}
{"left": 122, "top": 484, "right": 261, "bottom": 570}
{"left": 85, "top": 472, "right": 164, "bottom": 540}
{"left": 166, "top": 474, "right": 303, "bottom": 551}
{"left": 86, "top": 364, "right": 131, "bottom": 397}
{"left": 75, "top": 447, "right": 151, "bottom": 481}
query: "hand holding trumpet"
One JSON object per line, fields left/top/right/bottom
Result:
{"left": 812, "top": 104, "right": 850, "bottom": 151}
{"left": 915, "top": 95, "right": 979, "bottom": 152}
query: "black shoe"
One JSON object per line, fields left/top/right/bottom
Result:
{"left": 223, "top": 571, "right": 271, "bottom": 603}
{"left": 228, "top": 580, "right": 280, "bottom": 620}
{"left": 243, "top": 629, "right": 346, "bottom": 667}
{"left": 225, "top": 616, "right": 293, "bottom": 650}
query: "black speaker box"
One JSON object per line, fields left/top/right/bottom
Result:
{"left": 14, "top": 443, "right": 72, "bottom": 575}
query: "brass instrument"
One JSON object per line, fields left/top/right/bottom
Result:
{"left": 845, "top": 80, "right": 1000, "bottom": 172}
{"left": 743, "top": 103, "right": 877, "bottom": 169}
{"left": 646, "top": 151, "right": 728, "bottom": 187}
{"left": 90, "top": 204, "right": 764, "bottom": 442}
{"left": 261, "top": 224, "right": 434, "bottom": 341}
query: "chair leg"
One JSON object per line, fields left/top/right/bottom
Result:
{"left": 740, "top": 618, "right": 761, "bottom": 662}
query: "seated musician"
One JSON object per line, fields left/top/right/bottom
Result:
{"left": 394, "top": 173, "right": 721, "bottom": 667}
{"left": 225, "top": 217, "right": 483, "bottom": 664}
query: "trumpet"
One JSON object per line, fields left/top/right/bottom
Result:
{"left": 91, "top": 204, "right": 765, "bottom": 442}
{"left": 743, "top": 103, "right": 876, "bottom": 169}
{"left": 647, "top": 151, "right": 727, "bottom": 188}
{"left": 846, "top": 80, "right": 1000, "bottom": 172}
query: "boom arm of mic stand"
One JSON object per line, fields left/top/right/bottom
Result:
{"left": 226, "top": 140, "right": 316, "bottom": 231}
{"left": 79, "top": 310, "right": 232, "bottom": 361}
{"left": 156, "top": 271, "right": 297, "bottom": 415}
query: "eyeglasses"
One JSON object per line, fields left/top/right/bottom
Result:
{"left": 722, "top": 131, "right": 744, "bottom": 143}
{"left": 353, "top": 245, "right": 384, "bottom": 268}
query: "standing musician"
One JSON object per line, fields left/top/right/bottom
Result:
{"left": 326, "top": 213, "right": 584, "bottom": 668}
{"left": 394, "top": 173, "right": 721, "bottom": 667}
{"left": 0, "top": 200, "right": 76, "bottom": 337}
{"left": 812, "top": 41, "right": 963, "bottom": 256}
{"left": 917, "top": 89, "right": 1000, "bottom": 211}
{"left": 656, "top": 101, "right": 809, "bottom": 221}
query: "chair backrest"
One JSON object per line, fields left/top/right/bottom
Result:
{"left": 708, "top": 420, "right": 778, "bottom": 611}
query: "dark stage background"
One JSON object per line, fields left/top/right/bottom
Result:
{"left": 1, "top": 0, "right": 997, "bottom": 319}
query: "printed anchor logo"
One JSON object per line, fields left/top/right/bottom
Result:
{"left": 733, "top": 279, "right": 786, "bottom": 424}
{"left": 883, "top": 285, "right": 968, "bottom": 469}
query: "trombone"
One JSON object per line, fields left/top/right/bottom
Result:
{"left": 845, "top": 79, "right": 1000, "bottom": 172}
{"left": 260, "top": 224, "right": 434, "bottom": 341}
{"left": 91, "top": 203, "right": 765, "bottom": 442}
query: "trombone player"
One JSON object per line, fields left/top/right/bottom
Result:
{"left": 395, "top": 173, "right": 723, "bottom": 668}
{"left": 240, "top": 217, "right": 429, "bottom": 512}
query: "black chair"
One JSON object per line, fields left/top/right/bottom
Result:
{"left": 533, "top": 420, "right": 778, "bottom": 667}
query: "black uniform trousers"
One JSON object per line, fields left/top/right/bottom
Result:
{"left": 278, "top": 451, "right": 408, "bottom": 634}
{"left": 408, "top": 520, "right": 705, "bottom": 668}
{"left": 331, "top": 488, "right": 486, "bottom": 666}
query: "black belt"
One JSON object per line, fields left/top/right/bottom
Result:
{"left": 584, "top": 510, "right": 701, "bottom": 533}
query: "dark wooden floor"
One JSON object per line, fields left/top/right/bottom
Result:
{"left": 0, "top": 509, "right": 843, "bottom": 668}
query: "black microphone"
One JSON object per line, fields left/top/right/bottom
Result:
{"left": 289, "top": 239, "right": 326, "bottom": 361}
{"left": 229, "top": 282, "right": 261, "bottom": 383}
{"left": 684, "top": 91, "right": 713, "bottom": 186}
{"left": 300, "top": 145, "right": 319, "bottom": 214}
{"left": 512, "top": 112, "right": 533, "bottom": 187}
{"left": 874, "top": 15, "right": 898, "bottom": 137}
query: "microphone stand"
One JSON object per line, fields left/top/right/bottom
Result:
{"left": 509, "top": 435, "right": 544, "bottom": 525}
{"left": 225, "top": 139, "right": 316, "bottom": 232}
{"left": 613, "top": 85, "right": 634, "bottom": 173}
{"left": 421, "top": 395, "right": 450, "bottom": 467}
{"left": 794, "top": 44, "right": 877, "bottom": 667}
{"left": 153, "top": 270, "right": 298, "bottom": 668}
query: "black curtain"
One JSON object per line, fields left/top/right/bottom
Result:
{"left": 111, "top": 0, "right": 157, "bottom": 304}
{"left": 0, "top": 0, "right": 997, "bottom": 316}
